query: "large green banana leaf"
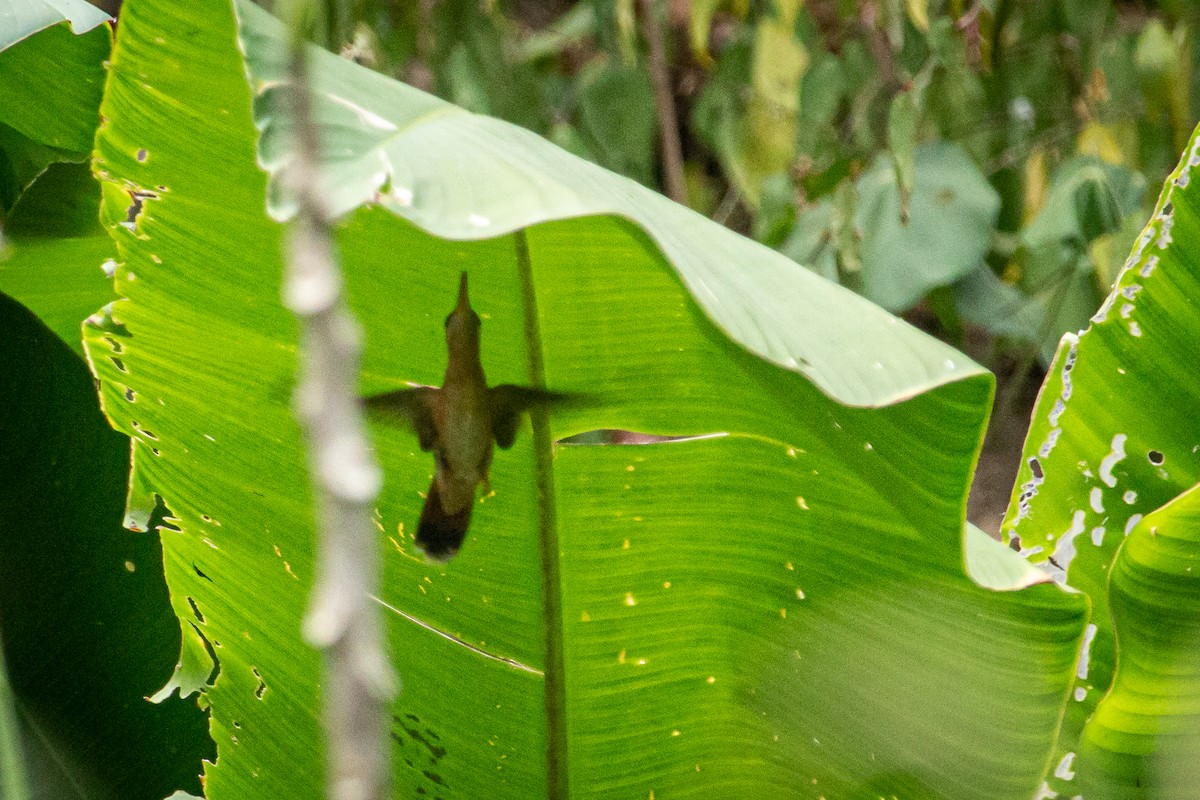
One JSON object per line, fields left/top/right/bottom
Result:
{"left": 3, "top": 0, "right": 1090, "bottom": 797}
{"left": 1004, "top": 123, "right": 1200, "bottom": 798}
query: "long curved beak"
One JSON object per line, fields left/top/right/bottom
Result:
{"left": 456, "top": 271, "right": 471, "bottom": 313}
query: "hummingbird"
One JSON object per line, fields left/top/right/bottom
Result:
{"left": 364, "top": 272, "right": 567, "bottom": 561}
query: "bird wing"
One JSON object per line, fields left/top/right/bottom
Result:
{"left": 488, "top": 384, "right": 575, "bottom": 449}
{"left": 362, "top": 386, "right": 440, "bottom": 451}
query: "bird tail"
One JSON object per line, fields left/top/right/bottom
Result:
{"left": 416, "top": 478, "right": 473, "bottom": 561}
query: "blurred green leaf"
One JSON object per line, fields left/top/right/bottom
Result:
{"left": 742, "top": 0, "right": 807, "bottom": 204}
{"left": 1023, "top": 157, "right": 1144, "bottom": 254}
{"left": 905, "top": 0, "right": 930, "bottom": 32}
{"left": 856, "top": 142, "right": 1000, "bottom": 311}
{"left": 1135, "top": 19, "right": 1179, "bottom": 80}
{"left": 517, "top": 3, "right": 596, "bottom": 63}
{"left": 924, "top": 17, "right": 987, "bottom": 158}
{"left": 0, "top": 7, "right": 114, "bottom": 357}
{"left": 887, "top": 88, "right": 920, "bottom": 221}
{"left": 780, "top": 198, "right": 837, "bottom": 281}
{"left": 692, "top": 30, "right": 753, "bottom": 193}
{"left": 577, "top": 60, "right": 657, "bottom": 186}
{"left": 431, "top": 0, "right": 546, "bottom": 130}
{"left": 795, "top": 52, "right": 845, "bottom": 165}
{"left": 0, "top": 122, "right": 74, "bottom": 217}
{"left": 752, "top": 171, "right": 794, "bottom": 246}
{"left": 0, "top": 632, "right": 30, "bottom": 800}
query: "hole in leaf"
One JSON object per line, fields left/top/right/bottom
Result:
{"left": 557, "top": 429, "right": 724, "bottom": 446}
{"left": 186, "top": 596, "right": 205, "bottom": 624}
{"left": 1148, "top": 450, "right": 1164, "bottom": 465}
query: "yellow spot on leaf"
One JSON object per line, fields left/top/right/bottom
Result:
{"left": 796, "top": 496, "right": 809, "bottom": 510}
{"left": 625, "top": 592, "right": 637, "bottom": 607}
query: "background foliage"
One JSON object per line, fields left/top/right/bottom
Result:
{"left": 350, "top": 0, "right": 1200, "bottom": 367}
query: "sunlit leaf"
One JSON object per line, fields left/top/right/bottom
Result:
{"left": 78, "top": 2, "right": 1088, "bottom": 799}
{"left": 1003, "top": 123, "right": 1200, "bottom": 796}
{"left": 1075, "top": 482, "right": 1200, "bottom": 797}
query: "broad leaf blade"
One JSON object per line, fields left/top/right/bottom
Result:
{"left": 238, "top": 0, "right": 980, "bottom": 409}
{"left": 1003, "top": 124, "right": 1200, "bottom": 795}
{"left": 1077, "top": 482, "right": 1200, "bottom": 796}
{"left": 84, "top": 2, "right": 1089, "bottom": 799}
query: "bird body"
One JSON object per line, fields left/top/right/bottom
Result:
{"left": 365, "top": 273, "right": 565, "bottom": 560}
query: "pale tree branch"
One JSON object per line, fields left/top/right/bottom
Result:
{"left": 282, "top": 9, "right": 395, "bottom": 800}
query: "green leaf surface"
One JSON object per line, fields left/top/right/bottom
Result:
{"left": 0, "top": 0, "right": 110, "bottom": 50}
{"left": 886, "top": 88, "right": 918, "bottom": 219}
{"left": 0, "top": 20, "right": 109, "bottom": 152}
{"left": 84, "top": 1, "right": 1088, "bottom": 798}
{"left": 1003, "top": 123, "right": 1200, "bottom": 795}
{"left": 0, "top": 12, "right": 113, "bottom": 353}
{"left": 0, "top": 631, "right": 30, "bottom": 800}
{"left": 241, "top": 2, "right": 979, "bottom": 408}
{"left": 840, "top": 142, "right": 1001, "bottom": 313}
{"left": 1022, "top": 157, "right": 1145, "bottom": 259}
{"left": 1076, "top": 482, "right": 1200, "bottom": 797}
{"left": 0, "top": 294, "right": 210, "bottom": 800}
{"left": 779, "top": 199, "right": 838, "bottom": 282}
{"left": 0, "top": 161, "right": 116, "bottom": 356}
{"left": 575, "top": 60, "right": 656, "bottom": 186}
{"left": 963, "top": 522, "right": 1054, "bottom": 592}
{"left": 0, "top": 17, "right": 107, "bottom": 221}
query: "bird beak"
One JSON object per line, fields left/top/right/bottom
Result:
{"left": 456, "top": 271, "right": 471, "bottom": 314}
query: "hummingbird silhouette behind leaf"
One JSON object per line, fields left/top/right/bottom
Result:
{"left": 364, "top": 272, "right": 570, "bottom": 561}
